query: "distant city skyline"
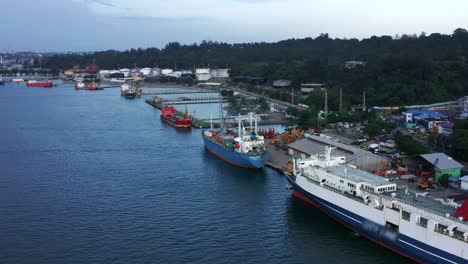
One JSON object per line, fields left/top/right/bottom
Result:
{"left": 1, "top": 0, "right": 468, "bottom": 52}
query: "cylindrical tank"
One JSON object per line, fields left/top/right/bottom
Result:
{"left": 120, "top": 68, "right": 131, "bottom": 77}
{"left": 162, "top": 69, "right": 173, "bottom": 75}
{"left": 151, "top": 68, "right": 162, "bottom": 76}
{"left": 99, "top": 70, "right": 110, "bottom": 79}
{"left": 196, "top": 74, "right": 211, "bottom": 81}
{"left": 216, "top": 69, "right": 229, "bottom": 78}
{"left": 210, "top": 69, "right": 218, "bottom": 78}
{"left": 195, "top": 68, "right": 210, "bottom": 74}
{"left": 140, "top": 68, "right": 151, "bottom": 76}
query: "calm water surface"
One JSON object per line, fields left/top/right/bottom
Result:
{"left": 0, "top": 83, "right": 410, "bottom": 264}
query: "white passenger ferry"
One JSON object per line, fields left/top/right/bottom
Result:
{"left": 285, "top": 146, "right": 468, "bottom": 263}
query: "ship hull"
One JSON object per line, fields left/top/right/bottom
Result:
{"left": 202, "top": 136, "right": 263, "bottom": 169}
{"left": 75, "top": 85, "right": 101, "bottom": 90}
{"left": 26, "top": 82, "right": 53, "bottom": 88}
{"left": 285, "top": 175, "right": 467, "bottom": 264}
{"left": 160, "top": 115, "right": 191, "bottom": 128}
{"left": 124, "top": 92, "right": 136, "bottom": 99}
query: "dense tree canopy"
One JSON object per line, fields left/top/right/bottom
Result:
{"left": 42, "top": 29, "right": 468, "bottom": 106}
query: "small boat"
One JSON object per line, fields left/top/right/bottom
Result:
{"left": 75, "top": 80, "right": 100, "bottom": 90}
{"left": 120, "top": 81, "right": 139, "bottom": 99}
{"left": 12, "top": 78, "right": 24, "bottom": 83}
{"left": 26, "top": 80, "right": 53, "bottom": 88}
{"left": 0, "top": 78, "right": 4, "bottom": 85}
{"left": 160, "top": 104, "right": 191, "bottom": 128}
{"left": 75, "top": 74, "right": 101, "bottom": 90}
{"left": 75, "top": 82, "right": 86, "bottom": 90}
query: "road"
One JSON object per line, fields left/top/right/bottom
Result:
{"left": 220, "top": 85, "right": 308, "bottom": 111}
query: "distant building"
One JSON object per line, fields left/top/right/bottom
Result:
{"left": 420, "top": 153, "right": 464, "bottom": 183}
{"left": 301, "top": 83, "right": 327, "bottom": 95}
{"left": 273, "top": 79, "right": 292, "bottom": 88}
{"left": 439, "top": 122, "right": 455, "bottom": 137}
{"left": 456, "top": 96, "right": 468, "bottom": 114}
{"left": 461, "top": 176, "right": 468, "bottom": 191}
{"left": 458, "top": 112, "right": 468, "bottom": 120}
{"left": 403, "top": 110, "right": 447, "bottom": 124}
{"left": 344, "top": 60, "right": 366, "bottom": 69}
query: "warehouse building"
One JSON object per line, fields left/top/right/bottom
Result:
{"left": 287, "top": 134, "right": 388, "bottom": 172}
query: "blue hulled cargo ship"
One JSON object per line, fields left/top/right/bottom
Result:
{"left": 202, "top": 113, "right": 269, "bottom": 169}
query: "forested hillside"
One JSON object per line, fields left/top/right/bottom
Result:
{"left": 42, "top": 29, "right": 468, "bottom": 106}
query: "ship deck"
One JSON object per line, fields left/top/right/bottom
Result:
{"left": 383, "top": 189, "right": 459, "bottom": 217}
{"left": 326, "top": 165, "right": 394, "bottom": 187}
{"left": 327, "top": 165, "right": 462, "bottom": 219}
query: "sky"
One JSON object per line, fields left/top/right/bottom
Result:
{"left": 1, "top": 0, "right": 468, "bottom": 52}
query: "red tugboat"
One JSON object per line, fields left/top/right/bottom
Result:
{"left": 26, "top": 80, "right": 53, "bottom": 88}
{"left": 160, "top": 104, "right": 192, "bottom": 128}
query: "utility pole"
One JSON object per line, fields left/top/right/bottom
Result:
{"left": 363, "top": 91, "right": 366, "bottom": 111}
{"left": 291, "top": 87, "right": 294, "bottom": 105}
{"left": 339, "top": 88, "right": 343, "bottom": 113}
{"left": 324, "top": 89, "right": 328, "bottom": 115}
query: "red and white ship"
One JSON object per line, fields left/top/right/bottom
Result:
{"left": 160, "top": 105, "right": 191, "bottom": 128}
{"left": 26, "top": 80, "right": 53, "bottom": 88}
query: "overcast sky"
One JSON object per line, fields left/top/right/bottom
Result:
{"left": 1, "top": 0, "right": 467, "bottom": 52}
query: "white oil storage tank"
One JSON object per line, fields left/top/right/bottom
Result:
{"left": 120, "top": 68, "right": 131, "bottom": 77}
{"left": 195, "top": 68, "right": 210, "bottom": 74}
{"left": 162, "top": 69, "right": 173, "bottom": 75}
{"left": 216, "top": 69, "right": 229, "bottom": 78}
{"left": 196, "top": 73, "right": 211, "bottom": 81}
{"left": 151, "top": 68, "right": 162, "bottom": 76}
{"left": 210, "top": 69, "right": 218, "bottom": 78}
{"left": 140, "top": 67, "right": 151, "bottom": 76}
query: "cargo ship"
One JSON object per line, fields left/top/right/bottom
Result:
{"left": 160, "top": 104, "right": 191, "bottom": 128}
{"left": 26, "top": 80, "right": 53, "bottom": 88}
{"left": 202, "top": 113, "right": 268, "bottom": 169}
{"left": 285, "top": 146, "right": 468, "bottom": 264}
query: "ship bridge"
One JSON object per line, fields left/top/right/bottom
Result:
{"left": 326, "top": 165, "right": 397, "bottom": 194}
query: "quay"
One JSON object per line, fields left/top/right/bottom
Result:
{"left": 146, "top": 98, "right": 289, "bottom": 129}
{"left": 140, "top": 91, "right": 215, "bottom": 95}
{"left": 154, "top": 96, "right": 227, "bottom": 104}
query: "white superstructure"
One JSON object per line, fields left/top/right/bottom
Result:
{"left": 234, "top": 112, "right": 265, "bottom": 154}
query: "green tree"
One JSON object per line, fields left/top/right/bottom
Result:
{"left": 286, "top": 107, "right": 299, "bottom": 117}
{"left": 365, "top": 123, "right": 381, "bottom": 139}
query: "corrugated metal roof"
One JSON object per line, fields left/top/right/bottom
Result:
{"left": 287, "top": 138, "right": 353, "bottom": 159}
{"left": 420, "top": 153, "right": 464, "bottom": 170}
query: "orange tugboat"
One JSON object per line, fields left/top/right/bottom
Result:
{"left": 160, "top": 104, "right": 191, "bottom": 128}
